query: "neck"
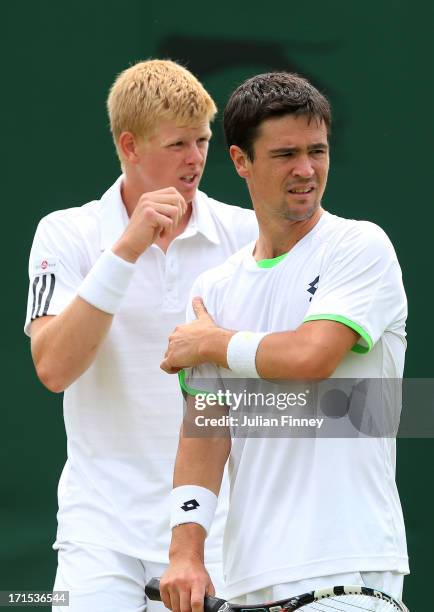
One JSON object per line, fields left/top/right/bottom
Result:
{"left": 120, "top": 174, "right": 144, "bottom": 217}
{"left": 254, "top": 207, "right": 323, "bottom": 261}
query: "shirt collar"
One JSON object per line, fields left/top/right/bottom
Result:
{"left": 99, "top": 176, "right": 129, "bottom": 251}
{"left": 99, "top": 177, "right": 221, "bottom": 251}
{"left": 188, "top": 190, "right": 220, "bottom": 245}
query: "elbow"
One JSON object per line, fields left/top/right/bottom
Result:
{"left": 294, "top": 351, "right": 337, "bottom": 380}
{"left": 34, "top": 360, "right": 67, "bottom": 394}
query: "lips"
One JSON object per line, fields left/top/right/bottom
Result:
{"left": 180, "top": 174, "right": 196, "bottom": 184}
{"left": 288, "top": 185, "right": 315, "bottom": 194}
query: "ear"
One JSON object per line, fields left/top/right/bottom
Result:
{"left": 229, "top": 145, "right": 251, "bottom": 179}
{"left": 118, "top": 132, "right": 140, "bottom": 164}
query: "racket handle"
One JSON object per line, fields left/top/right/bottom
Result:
{"left": 145, "top": 578, "right": 227, "bottom": 612}
{"left": 145, "top": 578, "right": 162, "bottom": 601}
{"left": 204, "top": 596, "right": 228, "bottom": 612}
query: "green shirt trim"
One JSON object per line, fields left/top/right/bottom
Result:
{"left": 256, "top": 252, "right": 289, "bottom": 268}
{"left": 178, "top": 369, "right": 204, "bottom": 397}
{"left": 302, "top": 314, "right": 373, "bottom": 354}
{"left": 178, "top": 369, "right": 221, "bottom": 398}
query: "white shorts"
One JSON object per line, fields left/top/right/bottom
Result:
{"left": 230, "top": 571, "right": 405, "bottom": 604}
{"left": 53, "top": 541, "right": 224, "bottom": 612}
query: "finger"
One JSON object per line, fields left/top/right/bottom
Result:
{"left": 152, "top": 186, "right": 183, "bottom": 198}
{"left": 190, "top": 583, "right": 205, "bottom": 612}
{"left": 205, "top": 578, "right": 215, "bottom": 598}
{"left": 160, "top": 358, "right": 171, "bottom": 373}
{"left": 160, "top": 359, "right": 180, "bottom": 374}
{"left": 151, "top": 213, "right": 175, "bottom": 235}
{"left": 160, "top": 583, "right": 173, "bottom": 610}
{"left": 151, "top": 188, "right": 186, "bottom": 215}
{"left": 141, "top": 192, "right": 184, "bottom": 204}
{"left": 180, "top": 585, "right": 193, "bottom": 612}
{"left": 152, "top": 187, "right": 187, "bottom": 214}
{"left": 153, "top": 191, "right": 186, "bottom": 214}
{"left": 152, "top": 203, "right": 182, "bottom": 227}
{"left": 192, "top": 297, "right": 209, "bottom": 319}
{"left": 169, "top": 586, "right": 182, "bottom": 612}
{"left": 138, "top": 196, "right": 184, "bottom": 224}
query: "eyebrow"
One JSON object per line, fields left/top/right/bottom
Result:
{"left": 269, "top": 143, "right": 328, "bottom": 155}
{"left": 164, "top": 131, "right": 213, "bottom": 146}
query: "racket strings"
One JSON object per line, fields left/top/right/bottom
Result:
{"left": 300, "top": 595, "right": 398, "bottom": 611}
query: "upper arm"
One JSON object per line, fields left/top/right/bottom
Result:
{"left": 24, "top": 214, "right": 88, "bottom": 337}
{"left": 304, "top": 222, "right": 406, "bottom": 353}
{"left": 295, "top": 318, "right": 359, "bottom": 377}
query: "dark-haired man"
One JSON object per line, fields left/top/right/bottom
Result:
{"left": 160, "top": 72, "right": 408, "bottom": 609}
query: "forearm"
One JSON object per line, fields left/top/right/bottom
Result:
{"left": 200, "top": 321, "right": 358, "bottom": 379}
{"left": 170, "top": 415, "right": 230, "bottom": 558}
{"left": 200, "top": 327, "right": 312, "bottom": 377}
{"left": 174, "top": 426, "right": 231, "bottom": 494}
{"left": 31, "top": 296, "right": 113, "bottom": 392}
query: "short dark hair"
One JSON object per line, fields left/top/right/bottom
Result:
{"left": 223, "top": 72, "right": 331, "bottom": 160}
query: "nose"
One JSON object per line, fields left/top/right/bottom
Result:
{"left": 185, "top": 143, "right": 204, "bottom": 166}
{"left": 292, "top": 155, "right": 315, "bottom": 178}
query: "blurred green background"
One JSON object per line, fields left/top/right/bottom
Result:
{"left": 3, "top": 1, "right": 433, "bottom": 609}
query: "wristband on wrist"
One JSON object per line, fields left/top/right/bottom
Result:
{"left": 77, "top": 249, "right": 136, "bottom": 315}
{"left": 226, "top": 331, "right": 268, "bottom": 378}
{"left": 170, "top": 485, "right": 217, "bottom": 536}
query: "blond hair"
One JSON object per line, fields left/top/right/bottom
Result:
{"left": 107, "top": 59, "right": 217, "bottom": 159}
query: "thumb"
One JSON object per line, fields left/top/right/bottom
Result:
{"left": 192, "top": 297, "right": 209, "bottom": 319}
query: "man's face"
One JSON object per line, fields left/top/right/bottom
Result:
{"left": 132, "top": 118, "right": 212, "bottom": 203}
{"left": 234, "top": 114, "right": 329, "bottom": 222}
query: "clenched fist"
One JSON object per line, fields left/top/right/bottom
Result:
{"left": 113, "top": 187, "right": 187, "bottom": 262}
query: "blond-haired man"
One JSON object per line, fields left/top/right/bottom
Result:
{"left": 24, "top": 60, "right": 257, "bottom": 612}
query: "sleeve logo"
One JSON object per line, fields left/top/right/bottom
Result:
{"left": 34, "top": 257, "right": 58, "bottom": 275}
{"left": 181, "top": 499, "right": 200, "bottom": 512}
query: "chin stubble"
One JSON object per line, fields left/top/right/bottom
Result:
{"left": 280, "top": 199, "right": 321, "bottom": 222}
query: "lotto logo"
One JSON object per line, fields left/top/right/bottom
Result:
{"left": 181, "top": 499, "right": 200, "bottom": 512}
{"left": 41, "top": 260, "right": 48, "bottom": 270}
{"left": 307, "top": 275, "right": 320, "bottom": 301}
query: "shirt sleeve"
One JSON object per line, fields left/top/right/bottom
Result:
{"left": 24, "top": 212, "right": 88, "bottom": 336}
{"left": 179, "top": 274, "right": 225, "bottom": 398}
{"left": 303, "top": 221, "right": 407, "bottom": 353}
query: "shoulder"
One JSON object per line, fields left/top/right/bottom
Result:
{"left": 321, "top": 213, "right": 398, "bottom": 261}
{"left": 204, "top": 194, "right": 255, "bottom": 221}
{"left": 196, "top": 190, "right": 258, "bottom": 243}
{"left": 34, "top": 199, "right": 102, "bottom": 245}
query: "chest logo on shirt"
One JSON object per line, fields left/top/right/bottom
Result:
{"left": 307, "top": 275, "right": 320, "bottom": 301}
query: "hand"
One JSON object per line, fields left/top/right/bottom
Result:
{"left": 160, "top": 557, "right": 215, "bottom": 612}
{"left": 161, "top": 298, "right": 217, "bottom": 374}
{"left": 113, "top": 187, "right": 187, "bottom": 262}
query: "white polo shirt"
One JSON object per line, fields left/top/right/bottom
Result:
{"left": 24, "top": 176, "right": 257, "bottom": 563}
{"left": 183, "top": 211, "right": 409, "bottom": 597}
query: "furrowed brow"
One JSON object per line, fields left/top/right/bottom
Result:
{"left": 308, "top": 142, "right": 328, "bottom": 151}
{"left": 269, "top": 146, "right": 298, "bottom": 155}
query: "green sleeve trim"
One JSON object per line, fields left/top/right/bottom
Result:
{"left": 302, "top": 314, "right": 373, "bottom": 354}
{"left": 257, "top": 252, "right": 288, "bottom": 268}
{"left": 178, "top": 369, "right": 221, "bottom": 398}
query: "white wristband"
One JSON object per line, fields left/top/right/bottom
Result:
{"left": 77, "top": 250, "right": 136, "bottom": 314}
{"left": 227, "top": 331, "right": 268, "bottom": 378}
{"left": 170, "top": 485, "right": 217, "bottom": 536}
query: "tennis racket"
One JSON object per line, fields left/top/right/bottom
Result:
{"left": 145, "top": 577, "right": 408, "bottom": 611}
